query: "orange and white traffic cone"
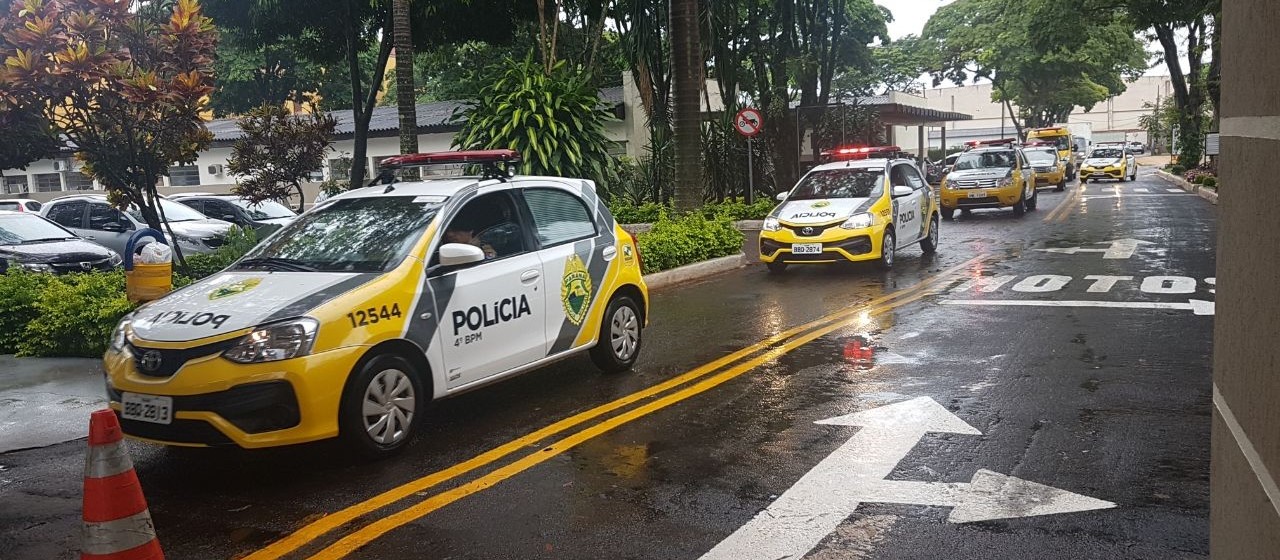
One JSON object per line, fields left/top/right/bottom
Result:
{"left": 82, "top": 409, "right": 164, "bottom": 560}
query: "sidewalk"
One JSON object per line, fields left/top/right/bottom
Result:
{"left": 0, "top": 356, "right": 105, "bottom": 453}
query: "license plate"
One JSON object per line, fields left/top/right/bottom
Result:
{"left": 967, "top": 191, "right": 987, "bottom": 199}
{"left": 121, "top": 393, "right": 173, "bottom": 425}
{"left": 792, "top": 243, "right": 823, "bottom": 255}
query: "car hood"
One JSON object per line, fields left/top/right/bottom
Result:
{"left": 947, "top": 168, "right": 1012, "bottom": 181}
{"left": 1084, "top": 158, "right": 1122, "bottom": 167}
{"left": 0, "top": 239, "right": 113, "bottom": 263}
{"left": 130, "top": 271, "right": 374, "bottom": 342}
{"left": 773, "top": 198, "right": 870, "bottom": 224}
{"left": 169, "top": 219, "right": 233, "bottom": 238}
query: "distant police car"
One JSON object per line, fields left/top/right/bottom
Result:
{"left": 1079, "top": 144, "right": 1138, "bottom": 183}
{"left": 760, "top": 146, "right": 940, "bottom": 272}
{"left": 103, "top": 150, "right": 648, "bottom": 456}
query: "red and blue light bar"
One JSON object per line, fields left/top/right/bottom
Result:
{"left": 379, "top": 149, "right": 522, "bottom": 169}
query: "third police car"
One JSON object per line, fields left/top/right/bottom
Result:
{"left": 759, "top": 146, "right": 940, "bottom": 272}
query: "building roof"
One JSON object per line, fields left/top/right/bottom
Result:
{"left": 208, "top": 86, "right": 625, "bottom": 146}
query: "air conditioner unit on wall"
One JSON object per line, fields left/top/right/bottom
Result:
{"left": 208, "top": 164, "right": 224, "bottom": 175}
{"left": 52, "top": 160, "right": 67, "bottom": 172}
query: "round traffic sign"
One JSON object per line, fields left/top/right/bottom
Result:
{"left": 734, "top": 108, "right": 763, "bottom": 138}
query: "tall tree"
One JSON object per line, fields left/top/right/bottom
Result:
{"left": 391, "top": 0, "right": 419, "bottom": 163}
{"left": 0, "top": 0, "right": 217, "bottom": 251}
{"left": 615, "top": 0, "right": 673, "bottom": 201}
{"left": 1126, "top": 0, "right": 1219, "bottom": 166}
{"left": 670, "top": 0, "right": 702, "bottom": 212}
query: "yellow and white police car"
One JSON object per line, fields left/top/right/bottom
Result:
{"left": 103, "top": 150, "right": 648, "bottom": 456}
{"left": 1079, "top": 144, "right": 1138, "bottom": 183}
{"left": 759, "top": 146, "right": 940, "bottom": 272}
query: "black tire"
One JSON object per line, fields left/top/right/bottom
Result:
{"left": 919, "top": 214, "right": 939, "bottom": 254}
{"left": 1080, "top": 178, "right": 1088, "bottom": 184}
{"left": 941, "top": 207, "right": 955, "bottom": 220}
{"left": 766, "top": 261, "right": 788, "bottom": 273}
{"left": 1056, "top": 179, "right": 1066, "bottom": 192}
{"left": 877, "top": 229, "right": 896, "bottom": 271}
{"left": 1025, "top": 186, "right": 1038, "bottom": 211}
{"left": 1012, "top": 188, "right": 1027, "bottom": 216}
{"left": 338, "top": 353, "right": 425, "bottom": 458}
{"left": 590, "top": 295, "right": 643, "bottom": 374}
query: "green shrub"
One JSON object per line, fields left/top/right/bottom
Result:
{"left": 700, "top": 197, "right": 776, "bottom": 221}
{"left": 18, "top": 271, "right": 136, "bottom": 358}
{"left": 0, "top": 271, "right": 53, "bottom": 354}
{"left": 183, "top": 226, "right": 259, "bottom": 280}
{"left": 1202, "top": 176, "right": 1217, "bottom": 188}
{"left": 608, "top": 201, "right": 667, "bottom": 225}
{"left": 1170, "top": 165, "right": 1186, "bottom": 175}
{"left": 636, "top": 213, "right": 743, "bottom": 274}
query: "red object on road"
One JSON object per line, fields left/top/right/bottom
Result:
{"left": 843, "top": 339, "right": 876, "bottom": 362}
{"left": 81, "top": 409, "right": 164, "bottom": 560}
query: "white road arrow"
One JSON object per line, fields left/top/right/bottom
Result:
{"left": 1037, "top": 238, "right": 1152, "bottom": 259}
{"left": 941, "top": 298, "right": 1215, "bottom": 316}
{"left": 699, "top": 398, "right": 1115, "bottom": 560}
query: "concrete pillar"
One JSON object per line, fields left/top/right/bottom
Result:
{"left": 940, "top": 126, "right": 948, "bottom": 159}
{"left": 1213, "top": 1, "right": 1280, "bottom": 556}
{"left": 885, "top": 125, "right": 895, "bottom": 146}
{"left": 918, "top": 126, "right": 926, "bottom": 162}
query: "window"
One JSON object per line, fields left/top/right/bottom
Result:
{"left": 524, "top": 189, "right": 596, "bottom": 247}
{"left": 439, "top": 192, "right": 528, "bottom": 261}
{"left": 34, "top": 173, "right": 63, "bottom": 192}
{"left": 789, "top": 168, "right": 885, "bottom": 200}
{"left": 4, "top": 175, "right": 29, "bottom": 194}
{"left": 65, "top": 171, "right": 95, "bottom": 190}
{"left": 204, "top": 200, "right": 241, "bottom": 222}
{"left": 24, "top": 201, "right": 41, "bottom": 212}
{"left": 328, "top": 158, "right": 353, "bottom": 181}
{"left": 168, "top": 165, "right": 200, "bottom": 187}
{"left": 0, "top": 202, "right": 19, "bottom": 212}
{"left": 178, "top": 199, "right": 205, "bottom": 215}
{"left": 899, "top": 164, "right": 926, "bottom": 190}
{"left": 88, "top": 203, "right": 131, "bottom": 231}
{"left": 46, "top": 201, "right": 86, "bottom": 228}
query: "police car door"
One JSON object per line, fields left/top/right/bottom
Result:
{"left": 890, "top": 163, "right": 925, "bottom": 244}
{"left": 431, "top": 190, "right": 546, "bottom": 388}
{"left": 520, "top": 184, "right": 610, "bottom": 356}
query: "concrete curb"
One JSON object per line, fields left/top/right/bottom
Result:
{"left": 642, "top": 253, "right": 749, "bottom": 291}
{"left": 1155, "top": 169, "right": 1218, "bottom": 205}
{"left": 622, "top": 220, "right": 764, "bottom": 235}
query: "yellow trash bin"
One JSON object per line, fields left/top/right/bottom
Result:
{"left": 126, "top": 262, "right": 172, "bottom": 303}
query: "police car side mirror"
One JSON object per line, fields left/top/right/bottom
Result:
{"left": 438, "top": 243, "right": 486, "bottom": 267}
{"left": 775, "top": 192, "right": 788, "bottom": 202}
{"left": 891, "top": 185, "right": 914, "bottom": 198}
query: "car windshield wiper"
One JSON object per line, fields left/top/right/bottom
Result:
{"left": 21, "top": 237, "right": 75, "bottom": 244}
{"left": 236, "top": 257, "right": 318, "bottom": 272}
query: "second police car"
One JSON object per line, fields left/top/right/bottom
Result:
{"left": 759, "top": 146, "right": 940, "bottom": 272}
{"left": 102, "top": 150, "right": 648, "bottom": 457}
{"left": 939, "top": 139, "right": 1038, "bottom": 218}
{"left": 1079, "top": 143, "right": 1138, "bottom": 183}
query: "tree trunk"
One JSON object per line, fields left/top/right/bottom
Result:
{"left": 393, "top": 0, "right": 419, "bottom": 158}
{"left": 346, "top": 7, "right": 369, "bottom": 187}
{"left": 670, "top": 0, "right": 703, "bottom": 213}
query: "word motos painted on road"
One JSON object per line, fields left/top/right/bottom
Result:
{"left": 949, "top": 274, "right": 1215, "bottom": 295}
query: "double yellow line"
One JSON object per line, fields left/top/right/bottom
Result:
{"left": 245, "top": 254, "right": 989, "bottom": 560}
{"left": 1043, "top": 183, "right": 1084, "bottom": 223}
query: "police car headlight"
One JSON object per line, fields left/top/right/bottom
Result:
{"left": 841, "top": 212, "right": 874, "bottom": 230}
{"left": 223, "top": 318, "right": 319, "bottom": 363}
{"left": 997, "top": 177, "right": 1014, "bottom": 188}
{"left": 762, "top": 217, "right": 781, "bottom": 232}
{"left": 109, "top": 316, "right": 134, "bottom": 352}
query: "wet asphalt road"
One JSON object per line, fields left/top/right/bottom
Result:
{"left": 0, "top": 169, "right": 1214, "bottom": 559}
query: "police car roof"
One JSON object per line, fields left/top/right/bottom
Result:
{"left": 807, "top": 157, "right": 904, "bottom": 173}
{"left": 325, "top": 175, "right": 588, "bottom": 202}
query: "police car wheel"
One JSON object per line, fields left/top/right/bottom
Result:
{"left": 920, "top": 215, "right": 939, "bottom": 254}
{"left": 941, "top": 208, "right": 955, "bottom": 220}
{"left": 1056, "top": 179, "right": 1066, "bottom": 192}
{"left": 590, "top": 296, "right": 643, "bottom": 374}
{"left": 766, "top": 261, "right": 788, "bottom": 273}
{"left": 339, "top": 354, "right": 424, "bottom": 457}
{"left": 1025, "top": 187, "right": 1038, "bottom": 211}
{"left": 1012, "top": 191, "right": 1027, "bottom": 216}
{"left": 877, "top": 230, "right": 895, "bottom": 271}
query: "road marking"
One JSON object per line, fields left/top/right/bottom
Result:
{"left": 1135, "top": 187, "right": 1150, "bottom": 193}
{"left": 1167, "top": 188, "right": 1185, "bottom": 193}
{"left": 940, "top": 299, "right": 1215, "bottom": 315}
{"left": 1044, "top": 184, "right": 1084, "bottom": 223}
{"left": 307, "top": 287, "right": 951, "bottom": 559}
{"left": 1036, "top": 238, "right": 1151, "bottom": 259}
{"left": 1083, "top": 194, "right": 1193, "bottom": 199}
{"left": 244, "top": 256, "right": 991, "bottom": 560}
{"left": 698, "top": 398, "right": 1115, "bottom": 560}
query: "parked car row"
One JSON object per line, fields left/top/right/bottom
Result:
{"left": 0, "top": 193, "right": 298, "bottom": 274}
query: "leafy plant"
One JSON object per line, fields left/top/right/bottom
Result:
{"left": 229, "top": 105, "right": 337, "bottom": 212}
{"left": 452, "top": 54, "right": 617, "bottom": 184}
{"left": 18, "top": 271, "right": 136, "bottom": 358}
{"left": 1202, "top": 176, "right": 1217, "bottom": 188}
{"left": 699, "top": 197, "right": 776, "bottom": 221}
{"left": 609, "top": 201, "right": 668, "bottom": 224}
{"left": 635, "top": 213, "right": 743, "bottom": 274}
{"left": 182, "top": 226, "right": 260, "bottom": 280}
{"left": 0, "top": 270, "right": 53, "bottom": 354}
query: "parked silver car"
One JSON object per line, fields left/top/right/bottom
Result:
{"left": 40, "top": 194, "right": 232, "bottom": 256}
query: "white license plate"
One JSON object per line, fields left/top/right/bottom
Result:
{"left": 121, "top": 393, "right": 173, "bottom": 425}
{"left": 792, "top": 243, "right": 823, "bottom": 255}
{"left": 967, "top": 191, "right": 988, "bottom": 199}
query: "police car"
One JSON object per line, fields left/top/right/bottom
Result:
{"left": 759, "top": 146, "right": 940, "bottom": 272}
{"left": 1079, "top": 144, "right": 1138, "bottom": 183}
{"left": 103, "top": 150, "right": 648, "bottom": 456}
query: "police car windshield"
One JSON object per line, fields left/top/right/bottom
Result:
{"left": 1091, "top": 148, "right": 1124, "bottom": 159}
{"left": 1032, "top": 136, "right": 1070, "bottom": 150}
{"left": 236, "top": 196, "right": 440, "bottom": 273}
{"left": 953, "top": 151, "right": 1016, "bottom": 170}
{"left": 1025, "top": 150, "right": 1057, "bottom": 164}
{"left": 788, "top": 168, "right": 884, "bottom": 200}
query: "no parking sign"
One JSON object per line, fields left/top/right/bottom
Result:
{"left": 735, "top": 108, "right": 763, "bottom": 138}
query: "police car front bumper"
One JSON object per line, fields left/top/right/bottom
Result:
{"left": 104, "top": 342, "right": 366, "bottom": 448}
{"left": 759, "top": 224, "right": 880, "bottom": 264}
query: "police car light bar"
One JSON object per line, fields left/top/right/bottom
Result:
{"left": 977, "top": 138, "right": 1017, "bottom": 146}
{"left": 820, "top": 145, "right": 903, "bottom": 161}
{"left": 379, "top": 149, "right": 522, "bottom": 169}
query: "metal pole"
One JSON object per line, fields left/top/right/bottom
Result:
{"left": 747, "top": 137, "right": 755, "bottom": 204}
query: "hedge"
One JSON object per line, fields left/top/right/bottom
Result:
{"left": 609, "top": 197, "right": 776, "bottom": 225}
{"left": 635, "top": 213, "right": 743, "bottom": 274}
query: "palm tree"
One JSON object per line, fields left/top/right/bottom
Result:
{"left": 669, "top": 0, "right": 702, "bottom": 213}
{"left": 392, "top": 0, "right": 419, "bottom": 167}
